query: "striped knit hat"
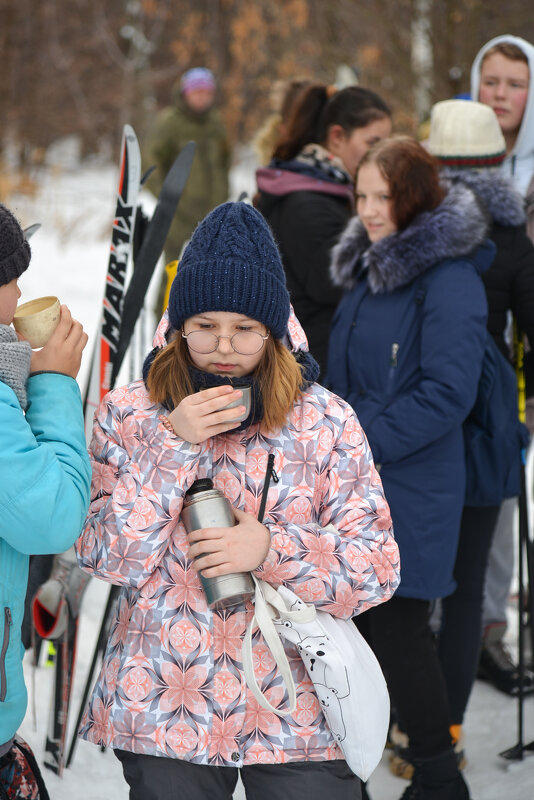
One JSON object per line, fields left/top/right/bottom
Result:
{"left": 428, "top": 99, "right": 506, "bottom": 169}
{"left": 168, "top": 202, "right": 290, "bottom": 339}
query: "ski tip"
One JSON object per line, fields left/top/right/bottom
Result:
{"left": 141, "top": 165, "right": 156, "bottom": 186}
{"left": 124, "top": 123, "right": 137, "bottom": 139}
{"left": 23, "top": 223, "right": 41, "bottom": 240}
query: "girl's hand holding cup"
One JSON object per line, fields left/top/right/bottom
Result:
{"left": 168, "top": 385, "right": 248, "bottom": 444}
{"left": 28, "top": 304, "right": 88, "bottom": 379}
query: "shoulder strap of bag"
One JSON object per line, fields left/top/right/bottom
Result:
{"left": 242, "top": 574, "right": 298, "bottom": 716}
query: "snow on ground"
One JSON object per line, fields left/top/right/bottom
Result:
{"left": 19, "top": 577, "right": 534, "bottom": 800}
{"left": 9, "top": 155, "right": 534, "bottom": 799}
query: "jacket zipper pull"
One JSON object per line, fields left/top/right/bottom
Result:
{"left": 267, "top": 452, "right": 279, "bottom": 483}
{"left": 390, "top": 343, "right": 399, "bottom": 368}
{"left": 258, "top": 453, "right": 279, "bottom": 523}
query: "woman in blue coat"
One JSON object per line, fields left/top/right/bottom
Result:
{"left": 0, "top": 204, "right": 91, "bottom": 795}
{"left": 327, "top": 137, "right": 493, "bottom": 800}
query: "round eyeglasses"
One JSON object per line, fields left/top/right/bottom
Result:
{"left": 182, "top": 329, "right": 269, "bottom": 355}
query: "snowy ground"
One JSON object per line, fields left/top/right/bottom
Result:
{"left": 8, "top": 155, "right": 534, "bottom": 799}
{"left": 19, "top": 576, "right": 534, "bottom": 800}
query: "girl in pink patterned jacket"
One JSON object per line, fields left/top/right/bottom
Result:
{"left": 75, "top": 202, "right": 399, "bottom": 800}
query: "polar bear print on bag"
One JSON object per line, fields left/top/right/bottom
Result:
{"left": 296, "top": 634, "right": 350, "bottom": 743}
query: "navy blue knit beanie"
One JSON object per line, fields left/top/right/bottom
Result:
{"left": 168, "top": 202, "right": 290, "bottom": 339}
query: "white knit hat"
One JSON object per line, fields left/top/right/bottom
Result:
{"left": 428, "top": 99, "right": 506, "bottom": 168}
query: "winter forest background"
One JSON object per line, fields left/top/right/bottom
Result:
{"left": 2, "top": 2, "right": 534, "bottom": 798}
{"left": 1, "top": 0, "right": 534, "bottom": 170}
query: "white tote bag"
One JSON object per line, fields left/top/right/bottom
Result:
{"left": 242, "top": 573, "right": 390, "bottom": 782}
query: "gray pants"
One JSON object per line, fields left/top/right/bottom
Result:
{"left": 114, "top": 750, "right": 361, "bottom": 800}
{"left": 482, "top": 497, "right": 517, "bottom": 633}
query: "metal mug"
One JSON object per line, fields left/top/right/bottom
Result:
{"left": 181, "top": 478, "right": 254, "bottom": 608}
{"left": 222, "top": 385, "right": 252, "bottom": 423}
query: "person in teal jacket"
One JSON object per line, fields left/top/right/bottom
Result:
{"left": 0, "top": 204, "right": 91, "bottom": 785}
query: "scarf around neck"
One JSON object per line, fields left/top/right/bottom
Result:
{"left": 0, "top": 324, "right": 32, "bottom": 410}
{"left": 143, "top": 347, "right": 320, "bottom": 431}
{"left": 296, "top": 144, "right": 352, "bottom": 184}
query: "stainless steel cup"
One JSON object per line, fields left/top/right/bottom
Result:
{"left": 182, "top": 478, "right": 254, "bottom": 608}
{"left": 223, "top": 385, "right": 252, "bottom": 423}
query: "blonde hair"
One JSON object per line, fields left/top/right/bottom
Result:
{"left": 147, "top": 333, "right": 304, "bottom": 433}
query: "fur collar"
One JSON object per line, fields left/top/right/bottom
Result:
{"left": 330, "top": 182, "right": 488, "bottom": 293}
{"left": 441, "top": 168, "right": 526, "bottom": 228}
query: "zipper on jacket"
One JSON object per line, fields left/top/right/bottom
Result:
{"left": 257, "top": 453, "right": 279, "bottom": 523}
{"left": 1, "top": 607, "right": 12, "bottom": 702}
{"left": 386, "top": 343, "right": 399, "bottom": 394}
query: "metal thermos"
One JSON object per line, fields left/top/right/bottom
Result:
{"left": 182, "top": 478, "right": 254, "bottom": 609}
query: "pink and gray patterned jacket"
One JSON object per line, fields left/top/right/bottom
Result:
{"left": 75, "top": 311, "right": 399, "bottom": 767}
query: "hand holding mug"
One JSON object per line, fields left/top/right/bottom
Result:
{"left": 29, "top": 305, "right": 88, "bottom": 378}
{"left": 168, "top": 385, "right": 248, "bottom": 444}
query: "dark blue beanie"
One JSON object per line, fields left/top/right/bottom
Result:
{"left": 168, "top": 202, "right": 290, "bottom": 339}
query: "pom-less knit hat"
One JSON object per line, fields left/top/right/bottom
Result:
{"left": 168, "top": 202, "right": 290, "bottom": 339}
{"left": 180, "top": 67, "right": 216, "bottom": 95}
{"left": 0, "top": 204, "right": 31, "bottom": 288}
{"left": 428, "top": 99, "right": 506, "bottom": 168}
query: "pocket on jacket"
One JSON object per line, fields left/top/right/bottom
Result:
{"left": 1, "top": 607, "right": 12, "bottom": 702}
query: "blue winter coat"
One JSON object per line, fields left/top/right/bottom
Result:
{"left": 0, "top": 374, "right": 91, "bottom": 747}
{"left": 326, "top": 183, "right": 494, "bottom": 600}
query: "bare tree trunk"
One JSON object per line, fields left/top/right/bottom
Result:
{"left": 411, "top": 0, "right": 434, "bottom": 122}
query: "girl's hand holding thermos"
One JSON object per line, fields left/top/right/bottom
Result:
{"left": 188, "top": 506, "right": 270, "bottom": 577}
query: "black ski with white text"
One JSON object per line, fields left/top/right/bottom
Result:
{"left": 42, "top": 125, "right": 142, "bottom": 776}
{"left": 83, "top": 124, "right": 142, "bottom": 438}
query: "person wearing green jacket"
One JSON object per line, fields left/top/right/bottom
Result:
{"left": 0, "top": 204, "right": 91, "bottom": 797}
{"left": 147, "top": 67, "right": 231, "bottom": 314}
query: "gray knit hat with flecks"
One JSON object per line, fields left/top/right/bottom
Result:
{"left": 0, "top": 204, "right": 31, "bottom": 288}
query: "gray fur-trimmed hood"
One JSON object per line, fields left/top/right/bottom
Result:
{"left": 441, "top": 168, "right": 526, "bottom": 228}
{"left": 330, "top": 182, "right": 489, "bottom": 293}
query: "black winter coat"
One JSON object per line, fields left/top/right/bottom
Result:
{"left": 256, "top": 164, "right": 353, "bottom": 376}
{"left": 443, "top": 169, "right": 534, "bottom": 393}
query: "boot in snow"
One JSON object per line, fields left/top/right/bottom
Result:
{"left": 390, "top": 725, "right": 466, "bottom": 781}
{"left": 399, "top": 749, "right": 470, "bottom": 800}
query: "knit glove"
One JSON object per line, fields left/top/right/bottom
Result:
{"left": 0, "top": 324, "right": 31, "bottom": 410}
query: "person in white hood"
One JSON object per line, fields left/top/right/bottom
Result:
{"left": 470, "top": 35, "right": 534, "bottom": 698}
{"left": 471, "top": 35, "right": 534, "bottom": 239}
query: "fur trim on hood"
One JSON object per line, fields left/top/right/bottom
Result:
{"left": 330, "top": 182, "right": 488, "bottom": 293}
{"left": 441, "top": 168, "right": 526, "bottom": 228}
